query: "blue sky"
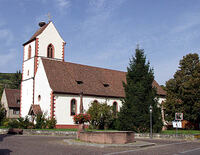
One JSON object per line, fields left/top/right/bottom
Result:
{"left": 0, "top": 0, "right": 200, "bottom": 85}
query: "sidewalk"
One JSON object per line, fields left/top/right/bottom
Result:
{"left": 63, "top": 139, "right": 155, "bottom": 148}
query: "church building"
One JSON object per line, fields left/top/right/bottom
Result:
{"left": 20, "top": 21, "right": 166, "bottom": 128}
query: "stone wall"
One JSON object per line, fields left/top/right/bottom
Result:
{"left": 79, "top": 131, "right": 135, "bottom": 144}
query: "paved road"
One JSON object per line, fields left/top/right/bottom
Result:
{"left": 0, "top": 134, "right": 200, "bottom": 155}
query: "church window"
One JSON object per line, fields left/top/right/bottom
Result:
{"left": 13, "top": 109, "right": 19, "bottom": 115}
{"left": 28, "top": 45, "right": 31, "bottom": 59}
{"left": 47, "top": 44, "right": 54, "bottom": 58}
{"left": 27, "top": 70, "right": 29, "bottom": 76}
{"left": 38, "top": 95, "right": 41, "bottom": 102}
{"left": 70, "top": 99, "right": 77, "bottom": 116}
{"left": 113, "top": 101, "right": 118, "bottom": 113}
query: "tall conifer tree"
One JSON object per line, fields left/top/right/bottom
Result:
{"left": 118, "top": 48, "right": 162, "bottom": 132}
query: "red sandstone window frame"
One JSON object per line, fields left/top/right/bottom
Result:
{"left": 28, "top": 45, "right": 31, "bottom": 59}
{"left": 113, "top": 101, "right": 118, "bottom": 112}
{"left": 47, "top": 43, "right": 55, "bottom": 58}
{"left": 70, "top": 99, "right": 77, "bottom": 116}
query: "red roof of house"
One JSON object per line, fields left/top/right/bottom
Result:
{"left": 28, "top": 104, "right": 42, "bottom": 115}
{"left": 5, "top": 89, "right": 20, "bottom": 108}
{"left": 23, "top": 22, "right": 50, "bottom": 46}
{"left": 42, "top": 58, "right": 166, "bottom": 97}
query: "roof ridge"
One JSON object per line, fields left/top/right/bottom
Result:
{"left": 23, "top": 22, "right": 50, "bottom": 46}
{"left": 41, "top": 57, "right": 126, "bottom": 74}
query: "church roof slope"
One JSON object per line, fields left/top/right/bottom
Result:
{"left": 5, "top": 89, "right": 20, "bottom": 108}
{"left": 23, "top": 22, "right": 50, "bottom": 46}
{"left": 42, "top": 58, "right": 166, "bottom": 98}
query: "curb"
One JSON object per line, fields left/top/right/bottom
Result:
{"left": 63, "top": 139, "right": 155, "bottom": 148}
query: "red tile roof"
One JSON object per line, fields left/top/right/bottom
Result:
{"left": 28, "top": 104, "right": 42, "bottom": 115}
{"left": 42, "top": 58, "right": 166, "bottom": 97}
{"left": 5, "top": 89, "right": 20, "bottom": 108}
{"left": 23, "top": 22, "right": 50, "bottom": 46}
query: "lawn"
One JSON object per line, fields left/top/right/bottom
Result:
{"left": 161, "top": 130, "right": 200, "bottom": 135}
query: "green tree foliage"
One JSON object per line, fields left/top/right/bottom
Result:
{"left": 10, "top": 70, "right": 22, "bottom": 89}
{"left": 0, "top": 102, "right": 6, "bottom": 125}
{"left": 35, "top": 113, "right": 47, "bottom": 129}
{"left": 87, "top": 101, "right": 114, "bottom": 129}
{"left": 118, "top": 48, "right": 162, "bottom": 133}
{"left": 0, "top": 71, "right": 22, "bottom": 100}
{"left": 164, "top": 53, "right": 200, "bottom": 127}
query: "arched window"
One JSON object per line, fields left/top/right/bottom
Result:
{"left": 70, "top": 99, "right": 77, "bottom": 116}
{"left": 38, "top": 95, "right": 41, "bottom": 102}
{"left": 113, "top": 101, "right": 118, "bottom": 113}
{"left": 28, "top": 45, "right": 31, "bottom": 59}
{"left": 47, "top": 44, "right": 54, "bottom": 58}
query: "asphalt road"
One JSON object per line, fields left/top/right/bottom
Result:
{"left": 0, "top": 134, "right": 200, "bottom": 155}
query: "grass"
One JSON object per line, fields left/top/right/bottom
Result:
{"left": 27, "top": 128, "right": 78, "bottom": 131}
{"left": 161, "top": 130, "right": 200, "bottom": 135}
{"left": 0, "top": 126, "right": 8, "bottom": 129}
{"left": 85, "top": 129, "right": 118, "bottom": 132}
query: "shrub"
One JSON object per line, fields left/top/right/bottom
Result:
{"left": 73, "top": 113, "right": 90, "bottom": 124}
{"left": 46, "top": 117, "right": 57, "bottom": 129}
{"left": 17, "top": 116, "right": 32, "bottom": 129}
{"left": 35, "top": 113, "right": 47, "bottom": 129}
{"left": 87, "top": 102, "right": 114, "bottom": 129}
{"left": 7, "top": 119, "right": 19, "bottom": 128}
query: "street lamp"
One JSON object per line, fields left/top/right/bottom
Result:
{"left": 149, "top": 105, "right": 153, "bottom": 139}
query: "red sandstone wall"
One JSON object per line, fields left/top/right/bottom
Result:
{"left": 79, "top": 132, "right": 134, "bottom": 144}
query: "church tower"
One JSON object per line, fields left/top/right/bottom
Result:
{"left": 20, "top": 21, "right": 66, "bottom": 117}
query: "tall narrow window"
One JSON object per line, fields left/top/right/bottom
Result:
{"left": 113, "top": 102, "right": 118, "bottom": 113}
{"left": 47, "top": 44, "right": 54, "bottom": 58}
{"left": 71, "top": 99, "right": 76, "bottom": 116}
{"left": 28, "top": 45, "right": 31, "bottom": 59}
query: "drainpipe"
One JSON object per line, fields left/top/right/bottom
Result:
{"left": 80, "top": 92, "right": 83, "bottom": 113}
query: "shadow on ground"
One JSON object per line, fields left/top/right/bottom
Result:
{"left": 0, "top": 134, "right": 13, "bottom": 155}
{"left": 0, "top": 149, "right": 12, "bottom": 155}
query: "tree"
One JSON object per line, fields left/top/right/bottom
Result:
{"left": 10, "top": 70, "right": 22, "bottom": 89}
{"left": 0, "top": 102, "right": 6, "bottom": 125}
{"left": 87, "top": 101, "right": 114, "bottom": 129}
{"left": 118, "top": 48, "right": 162, "bottom": 133}
{"left": 164, "top": 53, "right": 200, "bottom": 128}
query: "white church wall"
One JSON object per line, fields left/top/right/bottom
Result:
{"left": 54, "top": 94, "right": 80, "bottom": 125}
{"left": 82, "top": 96, "right": 122, "bottom": 113}
{"left": 23, "top": 59, "right": 35, "bottom": 80}
{"left": 54, "top": 94, "right": 122, "bottom": 125}
{"left": 24, "top": 41, "right": 36, "bottom": 61}
{"left": 37, "top": 22, "right": 64, "bottom": 60}
{"left": 34, "top": 58, "right": 52, "bottom": 117}
{"left": 21, "top": 79, "right": 34, "bottom": 117}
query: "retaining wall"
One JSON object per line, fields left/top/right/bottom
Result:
{"left": 79, "top": 131, "right": 135, "bottom": 144}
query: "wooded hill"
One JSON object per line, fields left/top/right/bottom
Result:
{"left": 0, "top": 72, "right": 21, "bottom": 100}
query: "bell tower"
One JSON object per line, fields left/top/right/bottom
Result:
{"left": 20, "top": 21, "right": 66, "bottom": 117}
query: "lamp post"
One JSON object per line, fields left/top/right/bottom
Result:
{"left": 149, "top": 105, "right": 153, "bottom": 139}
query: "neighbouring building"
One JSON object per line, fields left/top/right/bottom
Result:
{"left": 1, "top": 88, "right": 20, "bottom": 119}
{"left": 20, "top": 21, "right": 166, "bottom": 128}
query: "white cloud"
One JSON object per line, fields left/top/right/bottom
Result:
{"left": 89, "top": 0, "right": 106, "bottom": 9}
{"left": 56, "top": 0, "right": 70, "bottom": 8}
{"left": 171, "top": 12, "right": 200, "bottom": 33}
{"left": 0, "top": 49, "right": 16, "bottom": 67}
{"left": 0, "top": 29, "right": 14, "bottom": 46}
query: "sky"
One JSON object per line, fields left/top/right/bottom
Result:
{"left": 0, "top": 0, "right": 200, "bottom": 85}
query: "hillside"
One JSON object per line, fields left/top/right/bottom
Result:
{"left": 0, "top": 73, "right": 20, "bottom": 100}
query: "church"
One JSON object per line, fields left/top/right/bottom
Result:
{"left": 20, "top": 21, "right": 166, "bottom": 128}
